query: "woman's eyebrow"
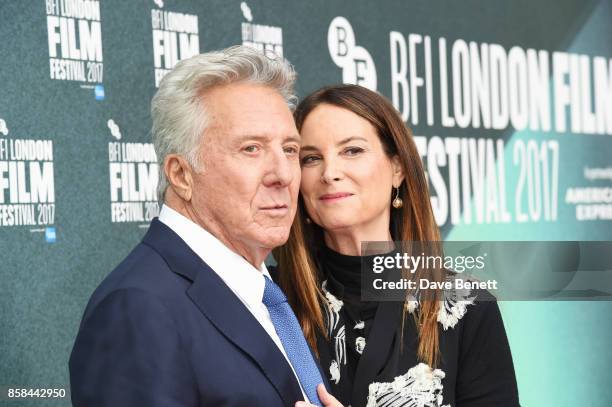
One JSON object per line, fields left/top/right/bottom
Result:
{"left": 336, "top": 136, "right": 368, "bottom": 145}
{"left": 301, "top": 136, "right": 368, "bottom": 152}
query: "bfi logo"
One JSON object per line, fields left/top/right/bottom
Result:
{"left": 327, "top": 16, "right": 377, "bottom": 90}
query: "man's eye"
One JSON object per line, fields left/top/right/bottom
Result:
{"left": 284, "top": 146, "right": 299, "bottom": 155}
{"left": 243, "top": 145, "right": 260, "bottom": 153}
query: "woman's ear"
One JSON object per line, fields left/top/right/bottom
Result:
{"left": 164, "top": 154, "right": 194, "bottom": 202}
{"left": 391, "top": 155, "right": 405, "bottom": 187}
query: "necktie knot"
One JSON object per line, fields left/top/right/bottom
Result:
{"left": 263, "top": 276, "right": 288, "bottom": 307}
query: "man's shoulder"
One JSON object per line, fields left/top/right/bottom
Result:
{"left": 103, "top": 242, "right": 173, "bottom": 288}
{"left": 81, "top": 242, "right": 188, "bottom": 321}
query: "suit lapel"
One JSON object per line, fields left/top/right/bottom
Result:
{"left": 350, "top": 300, "right": 403, "bottom": 406}
{"left": 142, "top": 219, "right": 304, "bottom": 406}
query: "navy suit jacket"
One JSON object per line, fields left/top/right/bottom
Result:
{"left": 69, "top": 218, "right": 326, "bottom": 406}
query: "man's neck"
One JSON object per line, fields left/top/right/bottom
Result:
{"left": 164, "top": 200, "right": 269, "bottom": 269}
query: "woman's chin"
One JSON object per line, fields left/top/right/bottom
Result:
{"left": 318, "top": 219, "right": 359, "bottom": 232}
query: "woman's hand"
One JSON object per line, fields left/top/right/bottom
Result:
{"left": 295, "top": 384, "right": 344, "bottom": 407}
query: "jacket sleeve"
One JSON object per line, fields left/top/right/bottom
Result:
{"left": 455, "top": 298, "right": 521, "bottom": 407}
{"left": 69, "top": 288, "right": 198, "bottom": 407}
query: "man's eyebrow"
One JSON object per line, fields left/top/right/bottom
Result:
{"left": 284, "top": 134, "right": 301, "bottom": 144}
{"left": 232, "top": 133, "right": 301, "bottom": 144}
{"left": 300, "top": 136, "right": 368, "bottom": 153}
{"left": 233, "top": 134, "right": 271, "bottom": 143}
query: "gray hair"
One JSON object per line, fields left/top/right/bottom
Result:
{"left": 151, "top": 45, "right": 297, "bottom": 203}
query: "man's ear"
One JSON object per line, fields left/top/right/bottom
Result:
{"left": 391, "top": 155, "right": 405, "bottom": 187}
{"left": 164, "top": 154, "right": 194, "bottom": 202}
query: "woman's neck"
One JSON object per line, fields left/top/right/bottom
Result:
{"left": 323, "top": 224, "right": 393, "bottom": 256}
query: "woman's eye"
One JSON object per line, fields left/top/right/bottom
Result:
{"left": 344, "top": 147, "right": 364, "bottom": 155}
{"left": 301, "top": 155, "right": 320, "bottom": 165}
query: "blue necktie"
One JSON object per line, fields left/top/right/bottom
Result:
{"left": 262, "top": 276, "right": 324, "bottom": 406}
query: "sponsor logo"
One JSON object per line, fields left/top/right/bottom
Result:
{"left": 45, "top": 226, "right": 57, "bottom": 243}
{"left": 94, "top": 84, "right": 105, "bottom": 100}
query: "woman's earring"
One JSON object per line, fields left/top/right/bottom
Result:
{"left": 392, "top": 186, "right": 403, "bottom": 209}
{"left": 305, "top": 217, "right": 312, "bottom": 224}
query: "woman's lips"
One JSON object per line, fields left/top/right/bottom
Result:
{"left": 319, "top": 192, "right": 353, "bottom": 202}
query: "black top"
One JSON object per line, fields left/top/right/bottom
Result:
{"left": 315, "top": 245, "right": 520, "bottom": 407}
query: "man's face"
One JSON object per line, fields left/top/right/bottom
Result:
{"left": 189, "top": 83, "right": 300, "bottom": 254}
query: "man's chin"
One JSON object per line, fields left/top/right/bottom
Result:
{"left": 257, "top": 229, "right": 290, "bottom": 249}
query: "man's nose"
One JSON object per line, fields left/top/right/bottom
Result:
{"left": 263, "top": 148, "right": 296, "bottom": 187}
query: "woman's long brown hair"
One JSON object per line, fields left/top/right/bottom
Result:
{"left": 273, "top": 84, "right": 444, "bottom": 367}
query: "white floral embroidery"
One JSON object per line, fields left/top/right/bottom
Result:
{"left": 322, "top": 280, "right": 344, "bottom": 336}
{"left": 355, "top": 336, "right": 366, "bottom": 354}
{"left": 329, "top": 360, "right": 341, "bottom": 384}
{"left": 437, "top": 282, "right": 475, "bottom": 330}
{"left": 404, "top": 278, "right": 475, "bottom": 330}
{"left": 354, "top": 320, "right": 365, "bottom": 330}
{"left": 366, "top": 363, "right": 447, "bottom": 407}
{"left": 322, "top": 280, "right": 347, "bottom": 384}
{"left": 405, "top": 293, "right": 419, "bottom": 314}
{"left": 335, "top": 325, "right": 346, "bottom": 364}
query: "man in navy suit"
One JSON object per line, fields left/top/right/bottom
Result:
{"left": 69, "top": 46, "right": 340, "bottom": 407}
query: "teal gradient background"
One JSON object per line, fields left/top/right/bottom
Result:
{"left": 446, "top": 2, "right": 612, "bottom": 405}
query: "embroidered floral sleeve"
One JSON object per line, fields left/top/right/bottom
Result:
{"left": 405, "top": 275, "right": 476, "bottom": 330}
{"left": 366, "top": 363, "right": 450, "bottom": 407}
{"left": 322, "top": 280, "right": 347, "bottom": 384}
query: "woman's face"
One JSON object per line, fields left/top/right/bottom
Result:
{"left": 299, "top": 104, "right": 404, "bottom": 235}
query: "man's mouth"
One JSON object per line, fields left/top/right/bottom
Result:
{"left": 260, "top": 204, "right": 289, "bottom": 216}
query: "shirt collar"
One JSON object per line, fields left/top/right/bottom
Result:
{"left": 158, "top": 204, "right": 269, "bottom": 308}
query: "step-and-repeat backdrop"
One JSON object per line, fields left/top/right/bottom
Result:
{"left": 1, "top": 0, "right": 611, "bottom": 405}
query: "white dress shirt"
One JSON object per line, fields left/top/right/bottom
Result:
{"left": 158, "top": 205, "right": 309, "bottom": 401}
